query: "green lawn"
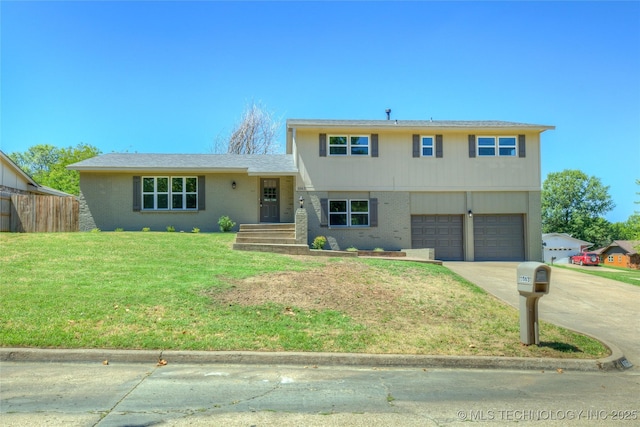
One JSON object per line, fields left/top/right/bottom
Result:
{"left": 0, "top": 232, "right": 608, "bottom": 358}
{"left": 555, "top": 264, "right": 640, "bottom": 287}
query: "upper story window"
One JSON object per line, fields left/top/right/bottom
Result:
{"left": 142, "top": 176, "right": 198, "bottom": 210}
{"left": 478, "top": 136, "right": 517, "bottom": 157}
{"left": 329, "top": 135, "right": 369, "bottom": 156}
{"left": 421, "top": 136, "right": 434, "bottom": 157}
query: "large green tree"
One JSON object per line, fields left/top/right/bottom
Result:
{"left": 9, "top": 143, "right": 101, "bottom": 195}
{"left": 541, "top": 169, "right": 615, "bottom": 247}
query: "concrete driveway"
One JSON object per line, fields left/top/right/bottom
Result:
{"left": 444, "top": 262, "right": 639, "bottom": 369}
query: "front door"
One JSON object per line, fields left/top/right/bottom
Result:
{"left": 260, "top": 178, "right": 280, "bottom": 222}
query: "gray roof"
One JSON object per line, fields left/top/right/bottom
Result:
{"left": 68, "top": 153, "right": 297, "bottom": 175}
{"left": 287, "top": 119, "right": 555, "bottom": 131}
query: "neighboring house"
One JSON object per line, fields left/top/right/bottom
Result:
{"left": 541, "top": 233, "right": 593, "bottom": 264}
{"left": 599, "top": 240, "right": 640, "bottom": 270}
{"left": 1, "top": 150, "right": 76, "bottom": 232}
{"left": 0, "top": 150, "right": 71, "bottom": 197}
{"left": 68, "top": 118, "right": 554, "bottom": 261}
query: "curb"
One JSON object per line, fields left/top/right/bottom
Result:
{"left": 0, "top": 347, "right": 630, "bottom": 372}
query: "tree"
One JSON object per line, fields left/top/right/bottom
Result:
{"left": 541, "top": 169, "right": 615, "bottom": 246}
{"left": 212, "top": 101, "right": 282, "bottom": 154}
{"left": 9, "top": 143, "right": 101, "bottom": 195}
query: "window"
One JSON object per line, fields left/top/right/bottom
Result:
{"left": 329, "top": 199, "right": 369, "bottom": 227}
{"left": 421, "top": 136, "right": 434, "bottom": 157}
{"left": 329, "top": 135, "right": 369, "bottom": 156}
{"left": 142, "top": 176, "right": 197, "bottom": 210}
{"left": 477, "top": 136, "right": 517, "bottom": 157}
{"left": 608, "top": 255, "right": 614, "bottom": 262}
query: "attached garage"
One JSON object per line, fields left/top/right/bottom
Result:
{"left": 473, "top": 214, "right": 524, "bottom": 261}
{"left": 411, "top": 215, "right": 463, "bottom": 261}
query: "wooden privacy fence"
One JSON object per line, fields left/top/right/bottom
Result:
{"left": 0, "top": 192, "right": 79, "bottom": 232}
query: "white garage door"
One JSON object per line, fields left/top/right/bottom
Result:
{"left": 411, "top": 215, "right": 463, "bottom": 261}
{"left": 474, "top": 214, "right": 524, "bottom": 261}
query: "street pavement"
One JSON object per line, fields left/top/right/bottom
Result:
{"left": 1, "top": 261, "right": 639, "bottom": 426}
{"left": 2, "top": 361, "right": 639, "bottom": 426}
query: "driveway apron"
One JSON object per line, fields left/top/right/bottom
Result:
{"left": 444, "top": 262, "right": 640, "bottom": 368}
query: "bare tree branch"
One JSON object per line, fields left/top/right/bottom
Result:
{"left": 224, "top": 101, "right": 281, "bottom": 154}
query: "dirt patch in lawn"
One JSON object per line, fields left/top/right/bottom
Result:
{"left": 211, "top": 259, "right": 461, "bottom": 328}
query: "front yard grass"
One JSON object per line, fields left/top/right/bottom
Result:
{"left": 0, "top": 232, "right": 608, "bottom": 358}
{"left": 555, "top": 264, "right": 640, "bottom": 287}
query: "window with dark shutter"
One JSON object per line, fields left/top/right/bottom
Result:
{"left": 319, "top": 133, "right": 327, "bottom": 157}
{"left": 468, "top": 135, "right": 476, "bottom": 158}
{"left": 133, "top": 176, "right": 141, "bottom": 211}
{"left": 198, "top": 176, "right": 205, "bottom": 210}
{"left": 320, "top": 198, "right": 328, "bottom": 226}
{"left": 518, "top": 135, "right": 526, "bottom": 158}
{"left": 436, "top": 135, "right": 443, "bottom": 158}
{"left": 369, "top": 198, "right": 378, "bottom": 227}
{"left": 371, "top": 134, "right": 379, "bottom": 157}
{"left": 412, "top": 134, "right": 420, "bottom": 158}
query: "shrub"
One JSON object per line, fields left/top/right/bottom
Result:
{"left": 346, "top": 246, "right": 358, "bottom": 252}
{"left": 90, "top": 228, "right": 101, "bottom": 233}
{"left": 218, "top": 216, "right": 236, "bottom": 232}
{"left": 114, "top": 227, "right": 124, "bottom": 232}
{"left": 312, "top": 235, "right": 327, "bottom": 250}
{"left": 142, "top": 227, "right": 151, "bottom": 232}
{"left": 373, "top": 247, "right": 385, "bottom": 252}
{"left": 166, "top": 225, "right": 176, "bottom": 232}
{"left": 191, "top": 227, "right": 200, "bottom": 233}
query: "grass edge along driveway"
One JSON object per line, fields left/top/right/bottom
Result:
{"left": 0, "top": 232, "right": 608, "bottom": 359}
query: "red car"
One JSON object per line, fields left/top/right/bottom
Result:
{"left": 570, "top": 252, "right": 600, "bottom": 266}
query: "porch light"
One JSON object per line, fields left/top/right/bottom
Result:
{"left": 232, "top": 181, "right": 237, "bottom": 189}
{"left": 299, "top": 196, "right": 304, "bottom": 209}
{"left": 468, "top": 210, "right": 473, "bottom": 218}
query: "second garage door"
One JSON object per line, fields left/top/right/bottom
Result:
{"left": 474, "top": 214, "right": 524, "bottom": 261}
{"left": 411, "top": 215, "right": 463, "bottom": 261}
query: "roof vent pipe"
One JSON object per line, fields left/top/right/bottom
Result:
{"left": 385, "top": 109, "right": 391, "bottom": 120}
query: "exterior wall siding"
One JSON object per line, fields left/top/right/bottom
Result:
{"left": 78, "top": 172, "right": 294, "bottom": 232}
{"left": 294, "top": 129, "right": 542, "bottom": 192}
{"left": 1, "top": 157, "right": 30, "bottom": 192}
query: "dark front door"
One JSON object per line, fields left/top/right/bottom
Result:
{"left": 260, "top": 178, "right": 280, "bottom": 222}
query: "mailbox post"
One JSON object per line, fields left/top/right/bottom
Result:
{"left": 517, "top": 262, "right": 551, "bottom": 345}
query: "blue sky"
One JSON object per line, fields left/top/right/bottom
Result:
{"left": 1, "top": 1, "right": 638, "bottom": 222}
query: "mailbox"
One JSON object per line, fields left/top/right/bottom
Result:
{"left": 517, "top": 262, "right": 551, "bottom": 346}
{"left": 517, "top": 262, "right": 551, "bottom": 296}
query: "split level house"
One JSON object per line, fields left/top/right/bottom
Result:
{"left": 68, "top": 119, "right": 555, "bottom": 261}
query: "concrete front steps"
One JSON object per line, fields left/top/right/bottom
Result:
{"left": 233, "top": 223, "right": 311, "bottom": 255}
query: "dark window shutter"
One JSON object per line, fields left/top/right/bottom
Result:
{"left": 468, "top": 135, "right": 476, "bottom": 158}
{"left": 518, "top": 134, "right": 526, "bottom": 158}
{"left": 320, "top": 198, "right": 328, "bottom": 227}
{"left": 319, "top": 133, "right": 327, "bottom": 157}
{"left": 436, "top": 134, "right": 443, "bottom": 158}
{"left": 371, "top": 134, "right": 378, "bottom": 157}
{"left": 369, "top": 198, "right": 378, "bottom": 227}
{"left": 412, "top": 134, "right": 420, "bottom": 157}
{"left": 198, "top": 176, "right": 205, "bottom": 210}
{"left": 133, "top": 176, "right": 141, "bottom": 211}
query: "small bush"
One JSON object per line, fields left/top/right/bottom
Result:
{"left": 312, "top": 236, "right": 327, "bottom": 250}
{"left": 191, "top": 227, "right": 200, "bottom": 233}
{"left": 90, "top": 228, "right": 101, "bottom": 233}
{"left": 373, "top": 247, "right": 385, "bottom": 252}
{"left": 346, "top": 246, "right": 358, "bottom": 252}
{"left": 166, "top": 225, "right": 176, "bottom": 232}
{"left": 218, "top": 216, "right": 236, "bottom": 232}
{"left": 114, "top": 228, "right": 124, "bottom": 232}
{"left": 142, "top": 227, "right": 151, "bottom": 232}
